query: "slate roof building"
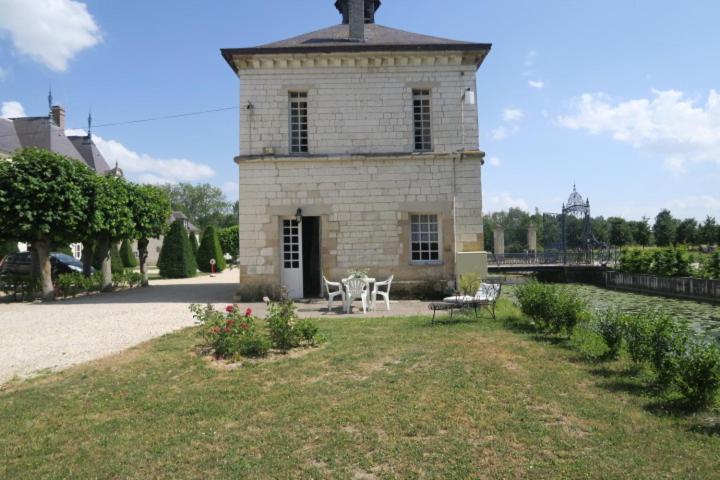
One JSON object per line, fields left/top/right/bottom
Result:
{"left": 223, "top": 0, "right": 491, "bottom": 300}
{"left": 0, "top": 105, "right": 111, "bottom": 174}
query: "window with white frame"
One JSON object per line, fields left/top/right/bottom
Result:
{"left": 289, "top": 91, "right": 308, "bottom": 154}
{"left": 412, "top": 89, "right": 432, "bottom": 152}
{"left": 410, "top": 214, "right": 440, "bottom": 263}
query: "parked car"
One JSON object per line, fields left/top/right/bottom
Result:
{"left": 0, "top": 252, "right": 93, "bottom": 279}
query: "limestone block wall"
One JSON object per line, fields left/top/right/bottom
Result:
{"left": 238, "top": 62, "right": 479, "bottom": 156}
{"left": 237, "top": 153, "right": 483, "bottom": 295}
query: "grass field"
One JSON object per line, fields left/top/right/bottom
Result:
{"left": 1, "top": 300, "right": 718, "bottom": 479}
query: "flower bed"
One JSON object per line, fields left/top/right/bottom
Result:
{"left": 189, "top": 300, "right": 323, "bottom": 363}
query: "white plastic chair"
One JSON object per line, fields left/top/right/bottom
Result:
{"left": 372, "top": 275, "right": 394, "bottom": 311}
{"left": 344, "top": 277, "right": 370, "bottom": 314}
{"left": 323, "top": 275, "right": 346, "bottom": 312}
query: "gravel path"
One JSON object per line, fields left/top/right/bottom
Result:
{"left": 0, "top": 269, "right": 239, "bottom": 385}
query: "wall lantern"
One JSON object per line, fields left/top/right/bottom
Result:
{"left": 295, "top": 208, "right": 303, "bottom": 224}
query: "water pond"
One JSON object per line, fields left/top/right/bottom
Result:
{"left": 503, "top": 280, "right": 720, "bottom": 341}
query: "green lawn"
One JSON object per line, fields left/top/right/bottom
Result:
{"left": 1, "top": 301, "right": 719, "bottom": 479}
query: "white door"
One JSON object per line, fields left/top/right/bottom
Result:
{"left": 281, "top": 219, "right": 303, "bottom": 299}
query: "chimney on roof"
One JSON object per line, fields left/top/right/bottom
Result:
{"left": 348, "top": 0, "right": 365, "bottom": 41}
{"left": 336, "top": 0, "right": 381, "bottom": 24}
{"left": 51, "top": 105, "right": 65, "bottom": 129}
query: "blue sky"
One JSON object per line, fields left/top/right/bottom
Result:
{"left": 1, "top": 0, "right": 718, "bottom": 220}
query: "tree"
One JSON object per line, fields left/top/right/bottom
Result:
{"left": 653, "top": 209, "right": 677, "bottom": 247}
{"left": 128, "top": 184, "right": 172, "bottom": 286}
{"left": 197, "top": 225, "right": 227, "bottom": 273}
{"left": 0, "top": 240, "right": 18, "bottom": 259}
{"left": 189, "top": 231, "right": 199, "bottom": 259}
{"left": 159, "top": 183, "right": 231, "bottom": 230}
{"left": 0, "top": 148, "right": 95, "bottom": 301}
{"left": 629, "top": 217, "right": 652, "bottom": 247}
{"left": 591, "top": 216, "right": 609, "bottom": 244}
{"left": 675, "top": 218, "right": 698, "bottom": 245}
{"left": 698, "top": 216, "right": 718, "bottom": 245}
{"left": 85, "top": 176, "right": 136, "bottom": 291}
{"left": 158, "top": 220, "right": 197, "bottom": 278}
{"left": 217, "top": 226, "right": 239, "bottom": 258}
{"left": 607, "top": 217, "right": 633, "bottom": 247}
{"left": 119, "top": 239, "right": 138, "bottom": 268}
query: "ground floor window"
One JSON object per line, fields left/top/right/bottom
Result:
{"left": 410, "top": 214, "right": 440, "bottom": 263}
{"left": 70, "top": 243, "right": 83, "bottom": 260}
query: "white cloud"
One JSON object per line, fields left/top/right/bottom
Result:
{"left": 667, "top": 195, "right": 720, "bottom": 212}
{"left": 528, "top": 80, "right": 545, "bottom": 89}
{"left": 558, "top": 89, "right": 720, "bottom": 172}
{"left": 491, "top": 124, "right": 519, "bottom": 141}
{"left": 502, "top": 108, "right": 524, "bottom": 122}
{"left": 1, "top": 100, "right": 25, "bottom": 118}
{"left": 488, "top": 156, "right": 501, "bottom": 167}
{"left": 0, "top": 0, "right": 101, "bottom": 71}
{"left": 65, "top": 129, "right": 215, "bottom": 184}
{"left": 485, "top": 192, "right": 529, "bottom": 212}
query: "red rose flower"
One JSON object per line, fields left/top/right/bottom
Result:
{"left": 210, "top": 326, "right": 221, "bottom": 334}
{"left": 226, "top": 319, "right": 235, "bottom": 326}
{"left": 240, "top": 322, "right": 249, "bottom": 331}
{"left": 245, "top": 308, "right": 252, "bottom": 317}
{"left": 223, "top": 327, "right": 231, "bottom": 334}
{"left": 226, "top": 305, "right": 235, "bottom": 313}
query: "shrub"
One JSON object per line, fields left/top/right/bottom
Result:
{"left": 188, "top": 231, "right": 199, "bottom": 260}
{"left": 190, "top": 304, "right": 269, "bottom": 359}
{"left": 119, "top": 239, "right": 138, "bottom": 268}
{"left": 702, "top": 252, "right": 720, "bottom": 279}
{"left": 266, "top": 299, "right": 300, "bottom": 351}
{"left": 623, "top": 310, "right": 656, "bottom": 365}
{"left": 158, "top": 220, "right": 197, "bottom": 278}
{"left": 197, "top": 225, "right": 227, "bottom": 273}
{"left": 0, "top": 240, "right": 19, "bottom": 258}
{"left": 458, "top": 273, "right": 481, "bottom": 296}
{"left": 649, "top": 314, "right": 690, "bottom": 388}
{"left": 515, "top": 281, "right": 588, "bottom": 335}
{"left": 56, "top": 272, "right": 86, "bottom": 297}
{"left": 109, "top": 243, "right": 124, "bottom": 274}
{"left": 674, "top": 339, "right": 720, "bottom": 406}
{"left": 594, "top": 308, "right": 626, "bottom": 359}
{"left": 295, "top": 318, "right": 320, "bottom": 346}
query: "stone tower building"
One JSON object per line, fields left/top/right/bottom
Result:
{"left": 222, "top": 0, "right": 491, "bottom": 299}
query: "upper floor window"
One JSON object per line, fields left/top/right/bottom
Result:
{"left": 289, "top": 92, "right": 309, "bottom": 154}
{"left": 412, "top": 89, "right": 432, "bottom": 152}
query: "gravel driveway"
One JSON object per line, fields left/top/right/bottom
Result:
{"left": 0, "top": 269, "right": 239, "bottom": 385}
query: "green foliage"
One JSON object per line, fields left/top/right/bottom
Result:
{"left": 158, "top": 220, "right": 197, "bottom": 279}
{"left": 608, "top": 217, "right": 633, "bottom": 246}
{"left": 190, "top": 304, "right": 270, "bottom": 359}
{"left": 0, "top": 240, "right": 18, "bottom": 258}
{"left": 514, "top": 281, "right": 588, "bottom": 335}
{"left": 653, "top": 209, "right": 678, "bottom": 247}
{"left": 217, "top": 226, "right": 239, "bottom": 259}
{"left": 159, "top": 183, "right": 233, "bottom": 230}
{"left": 266, "top": 299, "right": 309, "bottom": 351}
{"left": 112, "top": 270, "right": 143, "bottom": 289}
{"left": 619, "top": 246, "right": 693, "bottom": 277}
{"left": 0, "top": 274, "right": 40, "bottom": 300}
{"left": 128, "top": 184, "right": 172, "bottom": 241}
{"left": 119, "top": 239, "right": 138, "bottom": 268}
{"left": 110, "top": 243, "right": 124, "bottom": 274}
{"left": 295, "top": 318, "right": 321, "bottom": 346}
{"left": 458, "top": 273, "right": 481, "bottom": 296}
{"left": 594, "top": 308, "right": 626, "bottom": 359}
{"left": 196, "top": 225, "right": 226, "bottom": 273}
{"left": 188, "top": 231, "right": 199, "bottom": 259}
{"left": 674, "top": 339, "right": 720, "bottom": 406}
{"left": 623, "top": 310, "right": 656, "bottom": 365}
{"left": 0, "top": 148, "right": 94, "bottom": 244}
{"left": 54, "top": 244, "right": 73, "bottom": 256}
{"left": 701, "top": 252, "right": 720, "bottom": 279}
{"left": 648, "top": 314, "right": 690, "bottom": 388}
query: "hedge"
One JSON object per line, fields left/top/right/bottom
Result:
{"left": 158, "top": 220, "right": 197, "bottom": 278}
{"left": 197, "top": 225, "right": 226, "bottom": 273}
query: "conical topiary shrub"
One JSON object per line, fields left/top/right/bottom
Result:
{"left": 158, "top": 220, "right": 197, "bottom": 278}
{"left": 110, "top": 243, "right": 124, "bottom": 274}
{"left": 189, "top": 231, "right": 199, "bottom": 260}
{"left": 119, "top": 239, "right": 138, "bottom": 268}
{"left": 197, "top": 225, "right": 227, "bottom": 273}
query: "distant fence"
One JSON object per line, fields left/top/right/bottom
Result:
{"left": 601, "top": 272, "right": 720, "bottom": 303}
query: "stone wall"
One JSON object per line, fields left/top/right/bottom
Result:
{"left": 238, "top": 61, "right": 479, "bottom": 156}
{"left": 237, "top": 153, "right": 483, "bottom": 298}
